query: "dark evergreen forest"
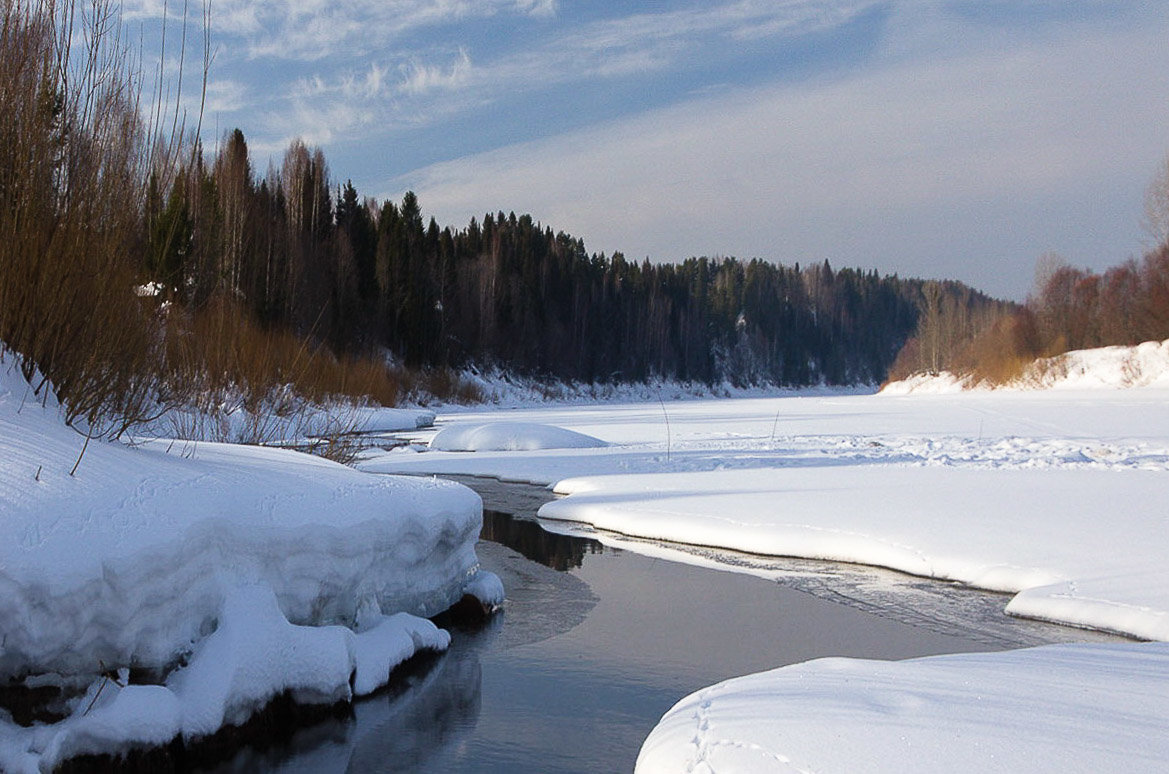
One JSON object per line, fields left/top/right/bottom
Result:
{"left": 144, "top": 130, "right": 1004, "bottom": 388}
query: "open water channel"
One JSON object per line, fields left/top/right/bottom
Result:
{"left": 211, "top": 476, "right": 1125, "bottom": 773}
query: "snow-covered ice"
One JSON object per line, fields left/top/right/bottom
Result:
{"left": 428, "top": 421, "right": 607, "bottom": 451}
{"left": 361, "top": 340, "right": 1169, "bottom": 773}
{"left": 0, "top": 359, "right": 497, "bottom": 770}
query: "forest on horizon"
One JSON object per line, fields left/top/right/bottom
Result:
{"left": 144, "top": 128, "right": 1008, "bottom": 389}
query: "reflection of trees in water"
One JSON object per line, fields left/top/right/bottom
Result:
{"left": 480, "top": 511, "right": 604, "bottom": 571}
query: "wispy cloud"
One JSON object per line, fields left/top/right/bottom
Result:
{"left": 400, "top": 49, "right": 473, "bottom": 96}
{"left": 122, "top": 0, "right": 562, "bottom": 62}
{"left": 391, "top": 12, "right": 1169, "bottom": 298}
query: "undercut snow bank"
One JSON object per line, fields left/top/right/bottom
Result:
{"left": 636, "top": 641, "right": 1169, "bottom": 773}
{"left": 0, "top": 360, "right": 498, "bottom": 769}
{"left": 429, "top": 421, "right": 608, "bottom": 451}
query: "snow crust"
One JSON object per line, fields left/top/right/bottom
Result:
{"left": 636, "top": 641, "right": 1169, "bottom": 773}
{"left": 0, "top": 359, "right": 495, "bottom": 769}
{"left": 366, "top": 357, "right": 1169, "bottom": 640}
{"left": 429, "top": 421, "right": 608, "bottom": 451}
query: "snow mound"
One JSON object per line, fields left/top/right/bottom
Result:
{"left": 882, "top": 339, "right": 1169, "bottom": 394}
{"left": 879, "top": 370, "right": 971, "bottom": 395}
{"left": 637, "top": 641, "right": 1169, "bottom": 773}
{"left": 0, "top": 359, "right": 497, "bottom": 769}
{"left": 1021, "top": 338, "right": 1169, "bottom": 390}
{"left": 429, "top": 421, "right": 608, "bottom": 451}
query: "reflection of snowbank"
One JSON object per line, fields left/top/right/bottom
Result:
{"left": 637, "top": 641, "right": 1169, "bottom": 773}
{"left": 430, "top": 421, "right": 607, "bottom": 451}
{"left": 0, "top": 362, "right": 495, "bottom": 771}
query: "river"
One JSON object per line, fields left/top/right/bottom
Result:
{"left": 210, "top": 476, "right": 1124, "bottom": 773}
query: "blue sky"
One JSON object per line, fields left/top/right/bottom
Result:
{"left": 129, "top": 1, "right": 1169, "bottom": 299}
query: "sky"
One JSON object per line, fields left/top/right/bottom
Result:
{"left": 127, "top": 1, "right": 1169, "bottom": 300}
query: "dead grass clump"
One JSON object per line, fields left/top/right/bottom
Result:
{"left": 411, "top": 367, "right": 484, "bottom": 404}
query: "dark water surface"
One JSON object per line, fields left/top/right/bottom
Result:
{"left": 222, "top": 477, "right": 1122, "bottom": 774}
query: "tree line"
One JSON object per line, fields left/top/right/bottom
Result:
{"left": 887, "top": 246, "right": 1169, "bottom": 385}
{"left": 145, "top": 128, "right": 1004, "bottom": 388}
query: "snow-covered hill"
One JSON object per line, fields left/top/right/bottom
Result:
{"left": 882, "top": 339, "right": 1169, "bottom": 394}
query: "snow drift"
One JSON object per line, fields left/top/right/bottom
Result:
{"left": 636, "top": 641, "right": 1169, "bottom": 773}
{"left": 428, "top": 421, "right": 608, "bottom": 452}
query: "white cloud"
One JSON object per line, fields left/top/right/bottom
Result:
{"left": 389, "top": 15, "right": 1169, "bottom": 298}
{"left": 203, "top": 78, "right": 249, "bottom": 114}
{"left": 514, "top": 0, "right": 557, "bottom": 17}
{"left": 399, "top": 49, "right": 473, "bottom": 96}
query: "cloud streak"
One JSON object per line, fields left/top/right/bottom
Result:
{"left": 391, "top": 11, "right": 1169, "bottom": 298}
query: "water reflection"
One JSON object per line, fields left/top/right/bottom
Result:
{"left": 220, "top": 482, "right": 1126, "bottom": 774}
{"left": 344, "top": 632, "right": 488, "bottom": 773}
{"left": 215, "top": 620, "right": 501, "bottom": 773}
{"left": 480, "top": 509, "right": 605, "bottom": 571}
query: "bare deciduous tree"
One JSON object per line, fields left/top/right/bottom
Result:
{"left": 1143, "top": 153, "right": 1169, "bottom": 249}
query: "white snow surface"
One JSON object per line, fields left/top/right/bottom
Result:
{"left": 0, "top": 359, "right": 495, "bottom": 770}
{"left": 365, "top": 365, "right": 1169, "bottom": 640}
{"left": 429, "top": 421, "right": 608, "bottom": 451}
{"left": 362, "top": 340, "right": 1169, "bottom": 772}
{"left": 636, "top": 641, "right": 1169, "bottom": 773}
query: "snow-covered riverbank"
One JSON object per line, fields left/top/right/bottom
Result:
{"left": 361, "top": 340, "right": 1169, "bottom": 772}
{"left": 0, "top": 361, "right": 501, "bottom": 772}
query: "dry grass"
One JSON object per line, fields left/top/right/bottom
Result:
{"left": 403, "top": 366, "right": 485, "bottom": 405}
{"left": 161, "top": 296, "right": 403, "bottom": 417}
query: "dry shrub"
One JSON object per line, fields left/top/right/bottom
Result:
{"left": 413, "top": 367, "right": 484, "bottom": 405}
{"left": 162, "top": 296, "right": 401, "bottom": 413}
{"left": 963, "top": 309, "right": 1043, "bottom": 385}
{"left": 883, "top": 336, "right": 923, "bottom": 385}
{"left": 0, "top": 0, "right": 185, "bottom": 438}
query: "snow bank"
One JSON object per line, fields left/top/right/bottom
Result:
{"left": 425, "top": 366, "right": 865, "bottom": 410}
{"left": 541, "top": 466, "right": 1169, "bottom": 639}
{"left": 358, "top": 385, "right": 1169, "bottom": 773}
{"left": 636, "top": 641, "right": 1169, "bottom": 773}
{"left": 1022, "top": 338, "right": 1169, "bottom": 390}
{"left": 882, "top": 338, "right": 1169, "bottom": 394}
{"left": 0, "top": 359, "right": 498, "bottom": 769}
{"left": 429, "top": 421, "right": 608, "bottom": 452}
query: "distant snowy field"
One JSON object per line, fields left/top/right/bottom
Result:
{"left": 0, "top": 361, "right": 499, "bottom": 772}
{"left": 361, "top": 340, "right": 1169, "bottom": 772}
